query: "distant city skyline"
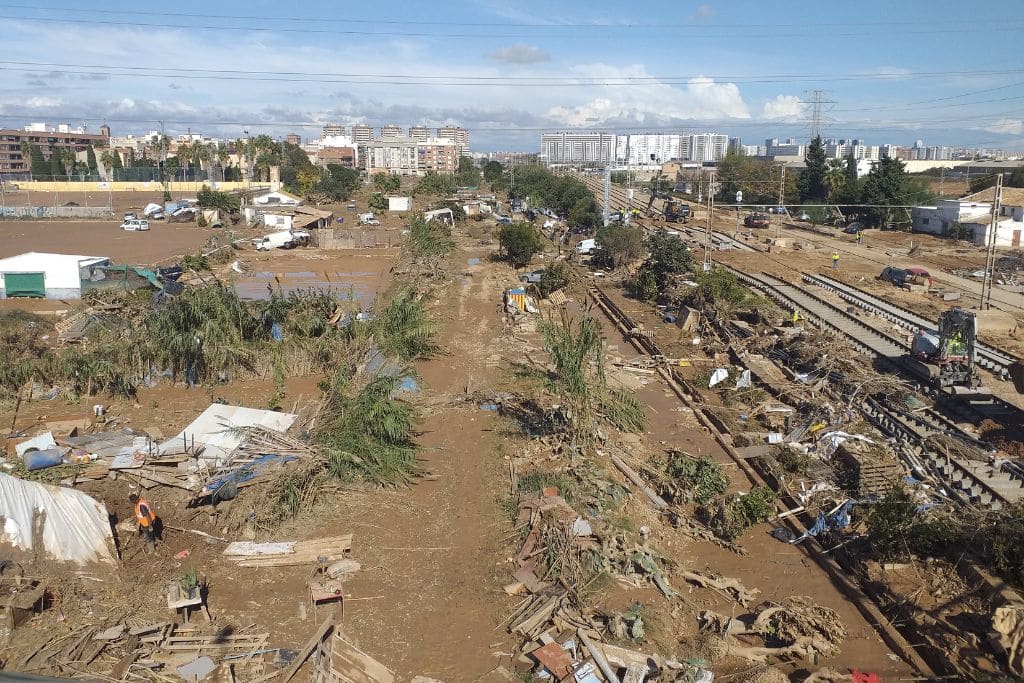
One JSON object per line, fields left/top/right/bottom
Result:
{"left": 1, "top": 1, "right": 1022, "bottom": 152}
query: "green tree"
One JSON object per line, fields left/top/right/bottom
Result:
{"left": 568, "top": 196, "right": 601, "bottom": 231}
{"left": 644, "top": 228, "right": 692, "bottom": 290}
{"left": 715, "top": 153, "right": 783, "bottom": 204}
{"left": 49, "top": 151, "right": 65, "bottom": 180}
{"left": 482, "top": 160, "right": 503, "bottom": 185}
{"left": 319, "top": 164, "right": 360, "bottom": 200}
{"left": 413, "top": 171, "right": 456, "bottom": 197}
{"left": 595, "top": 222, "right": 645, "bottom": 269}
{"left": 112, "top": 150, "right": 124, "bottom": 170}
{"left": 860, "top": 155, "right": 911, "bottom": 228}
{"left": 455, "top": 156, "right": 481, "bottom": 187}
{"left": 498, "top": 222, "right": 542, "bottom": 267}
{"left": 798, "top": 135, "right": 829, "bottom": 201}
{"left": 373, "top": 172, "right": 400, "bottom": 193}
{"left": 196, "top": 185, "right": 240, "bottom": 212}
{"left": 86, "top": 146, "right": 98, "bottom": 173}
{"left": 839, "top": 154, "right": 860, "bottom": 204}
{"left": 29, "top": 145, "right": 48, "bottom": 180}
{"left": 824, "top": 159, "right": 846, "bottom": 199}
{"left": 368, "top": 192, "right": 388, "bottom": 212}
{"left": 1007, "top": 166, "right": 1024, "bottom": 189}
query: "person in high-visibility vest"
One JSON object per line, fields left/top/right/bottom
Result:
{"left": 129, "top": 493, "right": 158, "bottom": 551}
{"left": 791, "top": 309, "right": 803, "bottom": 323}
{"left": 831, "top": 251, "right": 840, "bottom": 270}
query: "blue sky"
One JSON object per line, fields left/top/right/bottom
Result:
{"left": 0, "top": 0, "right": 1022, "bottom": 151}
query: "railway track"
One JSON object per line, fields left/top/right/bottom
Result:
{"left": 802, "top": 272, "right": 1018, "bottom": 379}
{"left": 572, "top": 173, "right": 1024, "bottom": 507}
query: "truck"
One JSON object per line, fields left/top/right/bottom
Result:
{"left": 255, "top": 230, "right": 310, "bottom": 251}
{"left": 904, "top": 307, "right": 988, "bottom": 395}
{"left": 357, "top": 212, "right": 380, "bottom": 226}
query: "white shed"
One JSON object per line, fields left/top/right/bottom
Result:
{"left": 252, "top": 189, "right": 303, "bottom": 206}
{"left": 0, "top": 252, "right": 110, "bottom": 299}
{"left": 262, "top": 211, "right": 294, "bottom": 231}
{"left": 388, "top": 196, "right": 412, "bottom": 212}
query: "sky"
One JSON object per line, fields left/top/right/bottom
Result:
{"left": 0, "top": 0, "right": 1022, "bottom": 152}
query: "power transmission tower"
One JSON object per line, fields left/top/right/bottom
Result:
{"left": 801, "top": 90, "right": 834, "bottom": 141}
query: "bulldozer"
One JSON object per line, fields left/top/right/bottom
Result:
{"left": 904, "top": 307, "right": 989, "bottom": 395}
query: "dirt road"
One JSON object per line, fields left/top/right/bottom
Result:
{"left": 0, "top": 219, "right": 212, "bottom": 264}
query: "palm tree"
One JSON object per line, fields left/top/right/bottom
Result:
{"left": 825, "top": 159, "right": 846, "bottom": 200}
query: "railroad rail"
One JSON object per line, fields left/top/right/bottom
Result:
{"left": 802, "top": 272, "right": 1018, "bottom": 379}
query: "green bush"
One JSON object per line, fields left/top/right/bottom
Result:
{"left": 706, "top": 486, "right": 775, "bottom": 541}
{"left": 666, "top": 453, "right": 728, "bottom": 504}
{"left": 537, "top": 262, "right": 570, "bottom": 298}
{"left": 866, "top": 488, "right": 959, "bottom": 559}
{"left": 499, "top": 222, "right": 542, "bottom": 268}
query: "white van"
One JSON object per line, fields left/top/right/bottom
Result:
{"left": 255, "top": 230, "right": 310, "bottom": 251}
{"left": 121, "top": 218, "right": 150, "bottom": 231}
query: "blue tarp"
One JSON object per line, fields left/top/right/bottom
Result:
{"left": 203, "top": 454, "right": 297, "bottom": 501}
{"left": 790, "top": 500, "right": 856, "bottom": 544}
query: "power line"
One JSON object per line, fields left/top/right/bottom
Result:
{"left": 5, "top": 4, "right": 1023, "bottom": 30}
{"left": 4, "top": 13, "right": 1024, "bottom": 38}
{"left": 1, "top": 60, "right": 1023, "bottom": 87}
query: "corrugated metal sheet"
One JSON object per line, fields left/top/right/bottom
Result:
{"left": 0, "top": 473, "right": 116, "bottom": 565}
{"left": 158, "top": 404, "right": 297, "bottom": 466}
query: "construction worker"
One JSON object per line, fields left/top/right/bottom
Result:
{"left": 855, "top": 231, "right": 863, "bottom": 245}
{"left": 130, "top": 493, "right": 158, "bottom": 551}
{"left": 831, "top": 251, "right": 840, "bottom": 270}
{"left": 791, "top": 309, "right": 803, "bottom": 324}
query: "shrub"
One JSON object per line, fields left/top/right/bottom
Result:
{"left": 706, "top": 486, "right": 775, "bottom": 541}
{"left": 537, "top": 262, "right": 570, "bottom": 298}
{"left": 499, "top": 222, "right": 542, "bottom": 268}
{"left": 666, "top": 453, "right": 728, "bottom": 504}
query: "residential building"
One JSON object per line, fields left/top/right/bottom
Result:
{"left": 823, "top": 138, "right": 879, "bottom": 160}
{"left": 686, "top": 133, "right": 728, "bottom": 163}
{"left": 540, "top": 132, "right": 616, "bottom": 166}
{"left": 765, "top": 138, "right": 805, "bottom": 158}
{"left": 286, "top": 134, "right": 302, "bottom": 145}
{"left": 408, "top": 125, "right": 430, "bottom": 142}
{"left": 418, "top": 138, "right": 458, "bottom": 173}
{"left": 740, "top": 144, "right": 765, "bottom": 157}
{"left": 0, "top": 123, "right": 109, "bottom": 175}
{"left": 364, "top": 138, "right": 419, "bottom": 175}
{"left": 351, "top": 124, "right": 373, "bottom": 144}
{"left": 380, "top": 124, "right": 403, "bottom": 139}
{"left": 322, "top": 124, "right": 346, "bottom": 137}
{"left": 0, "top": 252, "right": 110, "bottom": 300}
{"left": 728, "top": 137, "right": 743, "bottom": 155}
{"left": 318, "top": 134, "right": 358, "bottom": 169}
{"left": 957, "top": 187, "right": 1024, "bottom": 247}
{"left": 436, "top": 126, "right": 469, "bottom": 154}
{"left": 615, "top": 134, "right": 682, "bottom": 166}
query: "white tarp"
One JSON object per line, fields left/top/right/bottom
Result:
{"left": 158, "top": 404, "right": 297, "bottom": 466}
{"left": 709, "top": 368, "right": 729, "bottom": 387}
{"left": 0, "top": 473, "right": 116, "bottom": 565}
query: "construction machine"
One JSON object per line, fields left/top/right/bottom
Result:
{"left": 663, "top": 200, "right": 691, "bottom": 223}
{"left": 905, "top": 307, "right": 989, "bottom": 395}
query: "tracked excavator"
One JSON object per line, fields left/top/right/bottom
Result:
{"left": 905, "top": 307, "right": 989, "bottom": 395}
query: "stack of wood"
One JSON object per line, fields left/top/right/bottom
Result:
{"left": 833, "top": 441, "right": 904, "bottom": 496}
{"left": 222, "top": 535, "right": 354, "bottom": 568}
{"left": 230, "top": 426, "right": 316, "bottom": 461}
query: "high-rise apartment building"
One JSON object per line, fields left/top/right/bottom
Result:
{"left": 322, "top": 123, "right": 345, "bottom": 137}
{"left": 436, "top": 126, "right": 469, "bottom": 154}
{"left": 540, "top": 132, "right": 616, "bottom": 166}
{"left": 351, "top": 125, "right": 373, "bottom": 144}
{"left": 380, "top": 124, "right": 403, "bottom": 139}
{"left": 408, "top": 126, "right": 430, "bottom": 142}
{"left": 687, "top": 133, "right": 729, "bottom": 162}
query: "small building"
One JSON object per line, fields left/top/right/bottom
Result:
{"left": 252, "top": 189, "right": 303, "bottom": 206}
{"left": 0, "top": 252, "right": 110, "bottom": 299}
{"left": 388, "top": 196, "right": 412, "bottom": 212}
{"left": 262, "top": 205, "right": 335, "bottom": 232}
{"left": 914, "top": 187, "right": 1024, "bottom": 247}
{"left": 424, "top": 208, "right": 454, "bottom": 225}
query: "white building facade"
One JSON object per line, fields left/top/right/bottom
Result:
{"left": 540, "top": 132, "right": 617, "bottom": 166}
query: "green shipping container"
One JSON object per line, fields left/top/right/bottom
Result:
{"left": 3, "top": 272, "right": 46, "bottom": 298}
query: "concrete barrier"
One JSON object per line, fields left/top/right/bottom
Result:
{"left": 0, "top": 206, "right": 115, "bottom": 219}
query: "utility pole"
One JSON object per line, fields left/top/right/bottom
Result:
{"left": 704, "top": 172, "right": 714, "bottom": 272}
{"left": 801, "top": 90, "right": 834, "bottom": 141}
{"left": 981, "top": 174, "right": 1003, "bottom": 310}
{"left": 158, "top": 120, "right": 167, "bottom": 196}
{"left": 776, "top": 165, "right": 786, "bottom": 239}
{"left": 603, "top": 167, "right": 611, "bottom": 227}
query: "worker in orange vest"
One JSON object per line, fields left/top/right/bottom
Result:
{"left": 129, "top": 493, "right": 158, "bottom": 551}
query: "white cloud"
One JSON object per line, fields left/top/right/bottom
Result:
{"left": 985, "top": 118, "right": 1024, "bottom": 135}
{"left": 24, "top": 96, "right": 63, "bottom": 108}
{"left": 761, "top": 95, "right": 805, "bottom": 121}
{"left": 546, "top": 66, "right": 749, "bottom": 126}
{"left": 689, "top": 4, "right": 715, "bottom": 21}
{"left": 488, "top": 44, "right": 551, "bottom": 64}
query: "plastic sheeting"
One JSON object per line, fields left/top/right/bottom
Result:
{"left": 0, "top": 473, "right": 116, "bottom": 565}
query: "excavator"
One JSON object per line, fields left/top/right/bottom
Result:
{"left": 905, "top": 307, "right": 989, "bottom": 395}
{"left": 644, "top": 191, "right": 690, "bottom": 222}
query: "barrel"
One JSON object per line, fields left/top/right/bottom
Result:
{"left": 23, "top": 448, "right": 63, "bottom": 471}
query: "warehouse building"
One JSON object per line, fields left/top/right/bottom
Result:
{"left": 0, "top": 252, "right": 110, "bottom": 299}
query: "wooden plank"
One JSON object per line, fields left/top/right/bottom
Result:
{"left": 329, "top": 630, "right": 395, "bottom": 683}
{"left": 278, "top": 616, "right": 335, "bottom": 683}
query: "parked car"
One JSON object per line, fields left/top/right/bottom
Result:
{"left": 123, "top": 212, "right": 138, "bottom": 221}
{"left": 769, "top": 206, "right": 787, "bottom": 214}
{"left": 743, "top": 212, "right": 770, "bottom": 229}
{"left": 575, "top": 238, "right": 597, "bottom": 255}
{"left": 495, "top": 215, "right": 512, "bottom": 225}
{"left": 519, "top": 269, "right": 545, "bottom": 284}
{"left": 878, "top": 267, "right": 910, "bottom": 286}
{"left": 148, "top": 211, "right": 165, "bottom": 221}
{"left": 798, "top": 212, "right": 811, "bottom": 221}
{"left": 905, "top": 267, "right": 934, "bottom": 286}
{"left": 120, "top": 218, "right": 150, "bottom": 231}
